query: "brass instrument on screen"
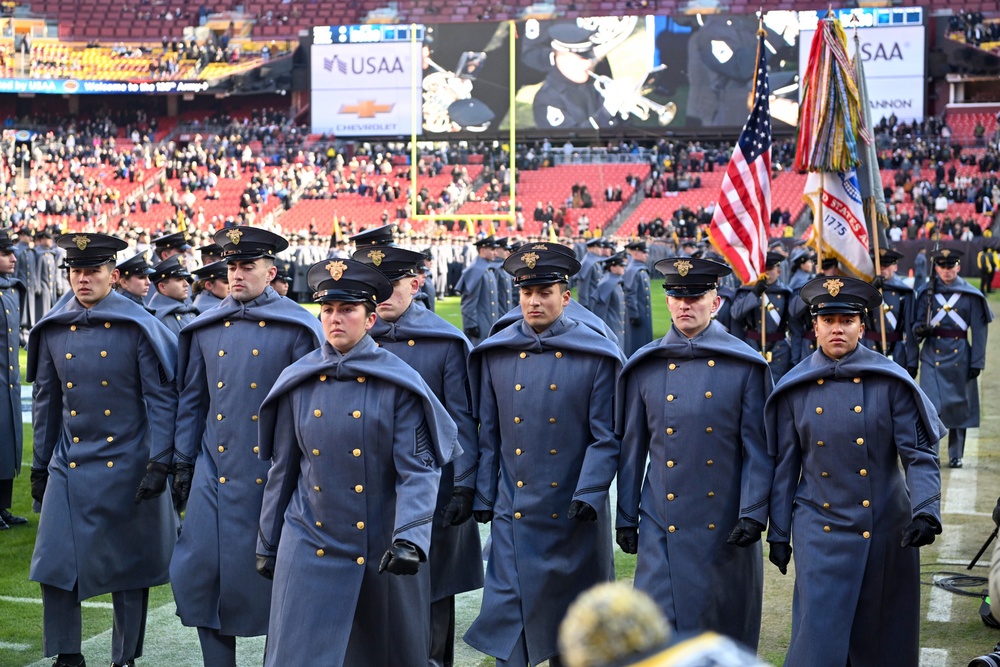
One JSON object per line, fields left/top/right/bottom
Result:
{"left": 421, "top": 58, "right": 473, "bottom": 134}
{"left": 588, "top": 72, "right": 677, "bottom": 126}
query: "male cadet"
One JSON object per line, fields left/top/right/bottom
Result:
{"left": 592, "top": 252, "right": 627, "bottom": 351}
{"left": 786, "top": 247, "right": 817, "bottom": 365}
{"left": 196, "top": 242, "right": 224, "bottom": 266}
{"left": 115, "top": 252, "right": 155, "bottom": 311}
{"left": 0, "top": 228, "right": 25, "bottom": 529}
{"left": 28, "top": 233, "right": 178, "bottom": 667}
{"left": 464, "top": 244, "right": 624, "bottom": 667}
{"left": 455, "top": 235, "right": 499, "bottom": 346}
{"left": 33, "top": 227, "right": 61, "bottom": 326}
{"left": 622, "top": 241, "right": 653, "bottom": 356}
{"left": 269, "top": 259, "right": 293, "bottom": 298}
{"left": 151, "top": 231, "right": 191, "bottom": 262}
{"left": 191, "top": 261, "right": 230, "bottom": 311}
{"left": 414, "top": 251, "right": 436, "bottom": 313}
{"left": 354, "top": 244, "right": 483, "bottom": 667}
{"left": 14, "top": 226, "right": 35, "bottom": 340}
{"left": 494, "top": 237, "right": 515, "bottom": 315}
{"left": 149, "top": 256, "right": 199, "bottom": 337}
{"left": 766, "top": 276, "right": 944, "bottom": 667}
{"left": 912, "top": 249, "right": 993, "bottom": 468}
{"left": 732, "top": 251, "right": 793, "bottom": 381}
{"left": 575, "top": 238, "right": 606, "bottom": 310}
{"left": 615, "top": 257, "right": 772, "bottom": 650}
{"left": 170, "top": 226, "right": 323, "bottom": 667}
{"left": 863, "top": 248, "right": 914, "bottom": 370}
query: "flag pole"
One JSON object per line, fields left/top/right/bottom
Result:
{"left": 756, "top": 9, "right": 768, "bottom": 360}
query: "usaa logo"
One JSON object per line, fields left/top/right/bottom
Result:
{"left": 325, "top": 54, "right": 404, "bottom": 75}
{"left": 857, "top": 42, "right": 905, "bottom": 61}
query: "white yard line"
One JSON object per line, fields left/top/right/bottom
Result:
{"left": 0, "top": 595, "right": 113, "bottom": 610}
{"left": 927, "top": 585, "right": 954, "bottom": 623}
{"left": 919, "top": 647, "right": 948, "bottom": 667}
{"left": 942, "top": 428, "right": 979, "bottom": 516}
{"left": 0, "top": 642, "right": 31, "bottom": 651}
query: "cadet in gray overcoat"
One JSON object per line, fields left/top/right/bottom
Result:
{"left": 767, "top": 276, "right": 945, "bottom": 667}
{"left": 28, "top": 233, "right": 179, "bottom": 667}
{"left": 115, "top": 252, "right": 155, "bottom": 311}
{"left": 615, "top": 257, "right": 773, "bottom": 650}
{"left": 0, "top": 228, "right": 25, "bottom": 528}
{"left": 912, "top": 249, "right": 992, "bottom": 468}
{"left": 862, "top": 248, "right": 915, "bottom": 370}
{"left": 149, "top": 255, "right": 200, "bottom": 336}
{"left": 732, "top": 251, "right": 793, "bottom": 380}
{"left": 455, "top": 236, "right": 500, "bottom": 345}
{"left": 464, "top": 244, "right": 623, "bottom": 667}
{"left": 622, "top": 241, "right": 653, "bottom": 356}
{"left": 354, "top": 245, "right": 483, "bottom": 667}
{"left": 170, "top": 227, "right": 323, "bottom": 666}
{"left": 191, "top": 261, "right": 230, "bottom": 312}
{"left": 592, "top": 252, "right": 627, "bottom": 352}
{"left": 255, "top": 259, "right": 459, "bottom": 667}
{"left": 32, "top": 228, "right": 61, "bottom": 326}
{"left": 575, "top": 238, "right": 608, "bottom": 310}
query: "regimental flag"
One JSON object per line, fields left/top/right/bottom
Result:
{"left": 804, "top": 171, "right": 874, "bottom": 279}
{"left": 708, "top": 28, "right": 771, "bottom": 285}
{"left": 852, "top": 32, "right": 889, "bottom": 254}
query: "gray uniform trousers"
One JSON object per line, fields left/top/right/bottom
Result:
{"left": 43, "top": 585, "right": 148, "bottom": 664}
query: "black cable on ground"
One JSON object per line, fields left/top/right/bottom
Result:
{"left": 924, "top": 570, "right": 989, "bottom": 597}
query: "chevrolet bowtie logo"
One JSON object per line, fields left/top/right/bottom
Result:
{"left": 339, "top": 100, "right": 394, "bottom": 118}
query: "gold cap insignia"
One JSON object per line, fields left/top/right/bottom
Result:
{"left": 879, "top": 248, "right": 887, "bottom": 256}
{"left": 824, "top": 278, "right": 844, "bottom": 297}
{"left": 941, "top": 249, "right": 951, "bottom": 257}
{"left": 673, "top": 259, "right": 692, "bottom": 277}
{"left": 176, "top": 255, "right": 186, "bottom": 268}
{"left": 74, "top": 235, "right": 90, "bottom": 251}
{"left": 523, "top": 252, "right": 539, "bottom": 270}
{"left": 326, "top": 260, "right": 347, "bottom": 281}
{"left": 531, "top": 244, "right": 549, "bottom": 250}
{"left": 368, "top": 249, "right": 385, "bottom": 267}
{"left": 226, "top": 229, "right": 243, "bottom": 245}
{"left": 6, "top": 229, "right": 15, "bottom": 241}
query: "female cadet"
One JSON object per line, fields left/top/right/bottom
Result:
{"left": 255, "top": 258, "right": 459, "bottom": 667}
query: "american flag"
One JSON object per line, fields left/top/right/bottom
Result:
{"left": 708, "top": 30, "right": 771, "bottom": 285}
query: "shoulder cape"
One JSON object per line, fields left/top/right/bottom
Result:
{"left": 27, "top": 290, "right": 177, "bottom": 383}
{"left": 915, "top": 276, "right": 994, "bottom": 322}
{"left": 766, "top": 344, "right": 947, "bottom": 447}
{"left": 148, "top": 292, "right": 199, "bottom": 318}
{"left": 369, "top": 301, "right": 471, "bottom": 354}
{"left": 615, "top": 320, "right": 772, "bottom": 435}
{"left": 470, "top": 314, "right": 625, "bottom": 419}
{"left": 257, "top": 335, "right": 460, "bottom": 466}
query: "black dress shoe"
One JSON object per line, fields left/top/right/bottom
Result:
{"left": 110, "top": 661, "right": 134, "bottom": 667}
{"left": 949, "top": 458, "right": 963, "bottom": 469}
{"left": 52, "top": 657, "right": 86, "bottom": 667}
{"left": 0, "top": 515, "right": 8, "bottom": 530}
{"left": 1, "top": 508, "right": 27, "bottom": 525}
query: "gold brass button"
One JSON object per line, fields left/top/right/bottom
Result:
{"left": 514, "top": 512, "right": 522, "bottom": 519}
{"left": 816, "top": 407, "right": 823, "bottom": 414}
{"left": 666, "top": 427, "right": 674, "bottom": 435}
{"left": 856, "top": 438, "right": 864, "bottom": 445}
{"left": 218, "top": 382, "right": 224, "bottom": 389}
{"left": 407, "top": 340, "right": 415, "bottom": 346}
{"left": 667, "top": 394, "right": 674, "bottom": 402}
{"left": 256, "top": 478, "right": 263, "bottom": 484}
{"left": 70, "top": 410, "right": 77, "bottom": 417}
{"left": 668, "top": 525, "right": 676, "bottom": 533}
{"left": 706, "top": 459, "right": 713, "bottom": 466}
{"left": 551, "top": 482, "right": 558, "bottom": 488}
{"left": 312, "top": 449, "right": 320, "bottom": 456}
{"left": 217, "top": 414, "right": 223, "bottom": 421}
{"left": 708, "top": 491, "right": 715, "bottom": 497}
{"left": 353, "top": 449, "right": 361, "bottom": 457}
{"left": 100, "top": 351, "right": 107, "bottom": 358}
{"left": 104, "top": 410, "right": 110, "bottom": 416}
{"left": 73, "top": 437, "right": 79, "bottom": 443}
{"left": 863, "top": 531, "right": 871, "bottom": 539}
{"left": 853, "top": 377, "right": 861, "bottom": 383}
{"left": 320, "top": 375, "right": 327, "bottom": 382}
{"left": 517, "top": 481, "right": 524, "bottom": 488}
{"left": 550, "top": 384, "right": 557, "bottom": 390}
{"left": 817, "top": 440, "right": 825, "bottom": 446}
{"left": 669, "top": 363, "right": 676, "bottom": 370}
{"left": 219, "top": 476, "right": 226, "bottom": 483}
{"left": 66, "top": 382, "right": 73, "bottom": 389}
{"left": 314, "top": 410, "right": 322, "bottom": 418}
{"left": 250, "top": 383, "right": 257, "bottom": 389}
{"left": 706, "top": 427, "right": 713, "bottom": 433}
{"left": 354, "top": 485, "right": 363, "bottom": 493}
{"left": 550, "top": 449, "right": 557, "bottom": 455}
{"left": 106, "top": 436, "right": 114, "bottom": 443}
{"left": 356, "top": 522, "right": 364, "bottom": 529}
{"left": 555, "top": 352, "right": 563, "bottom": 358}
{"left": 862, "top": 500, "right": 870, "bottom": 507}
{"left": 357, "top": 557, "right": 365, "bottom": 565}
{"left": 259, "top": 321, "right": 266, "bottom": 327}
{"left": 515, "top": 448, "right": 522, "bottom": 455}
{"left": 708, "top": 524, "right": 716, "bottom": 530}
{"left": 519, "top": 352, "right": 527, "bottom": 359}
{"left": 823, "top": 502, "right": 830, "bottom": 509}
{"left": 316, "top": 549, "right": 325, "bottom": 557}
{"left": 218, "top": 350, "right": 225, "bottom": 357}
{"left": 552, "top": 513, "right": 559, "bottom": 519}
{"left": 667, "top": 493, "right": 675, "bottom": 500}
{"left": 859, "top": 469, "right": 868, "bottom": 477}
{"left": 515, "top": 384, "right": 522, "bottom": 391}
{"left": 352, "top": 410, "right": 361, "bottom": 418}
{"left": 705, "top": 391, "right": 712, "bottom": 399}
{"left": 667, "top": 460, "right": 675, "bottom": 468}
{"left": 224, "top": 321, "right": 231, "bottom": 327}
{"left": 854, "top": 406, "right": 862, "bottom": 413}
{"left": 218, "top": 446, "right": 225, "bottom": 453}
{"left": 254, "top": 446, "right": 259, "bottom": 454}
{"left": 824, "top": 526, "right": 831, "bottom": 533}
{"left": 65, "top": 353, "right": 72, "bottom": 360}
{"left": 107, "top": 461, "right": 114, "bottom": 468}
{"left": 314, "top": 485, "right": 321, "bottom": 491}
{"left": 514, "top": 417, "right": 521, "bottom": 424}
{"left": 316, "top": 521, "right": 323, "bottom": 528}
{"left": 549, "top": 418, "right": 556, "bottom": 424}
{"left": 69, "top": 462, "right": 77, "bottom": 468}
{"left": 252, "top": 349, "right": 259, "bottom": 356}
{"left": 357, "top": 377, "right": 365, "bottom": 383}
{"left": 70, "top": 325, "right": 77, "bottom": 331}
{"left": 104, "top": 322, "right": 111, "bottom": 329}
{"left": 817, "top": 378, "right": 824, "bottom": 385}
{"left": 101, "top": 381, "right": 108, "bottom": 386}
{"left": 821, "top": 472, "right": 829, "bottom": 477}
{"left": 708, "top": 360, "right": 715, "bottom": 367}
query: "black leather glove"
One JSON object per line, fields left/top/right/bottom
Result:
{"left": 870, "top": 275, "right": 885, "bottom": 290}
{"left": 29, "top": 467, "right": 48, "bottom": 505}
{"left": 913, "top": 323, "right": 933, "bottom": 340}
{"left": 473, "top": 509, "right": 493, "bottom": 524}
{"left": 379, "top": 539, "right": 423, "bottom": 575}
{"left": 630, "top": 317, "right": 640, "bottom": 326}
{"left": 441, "top": 487, "right": 475, "bottom": 526}
{"left": 255, "top": 554, "right": 275, "bottom": 580}
{"left": 172, "top": 462, "right": 194, "bottom": 507}
{"left": 907, "top": 366, "right": 919, "bottom": 379}
{"left": 135, "top": 461, "right": 170, "bottom": 504}
{"left": 616, "top": 527, "right": 638, "bottom": 554}
{"left": 768, "top": 542, "right": 792, "bottom": 575}
{"left": 969, "top": 367, "right": 982, "bottom": 381}
{"left": 567, "top": 500, "right": 597, "bottom": 522}
{"left": 726, "top": 518, "right": 765, "bottom": 548}
{"left": 901, "top": 514, "right": 942, "bottom": 548}
{"left": 464, "top": 326, "right": 480, "bottom": 339}
{"left": 752, "top": 277, "right": 768, "bottom": 297}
